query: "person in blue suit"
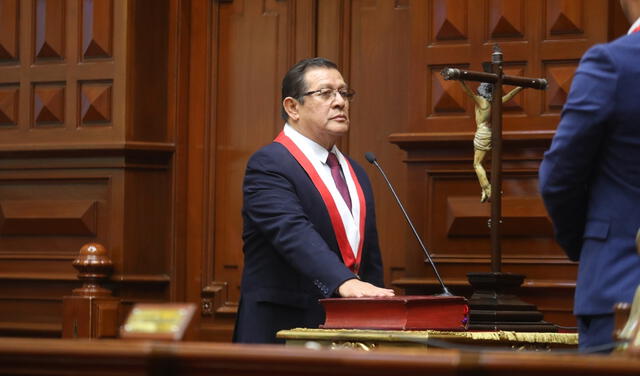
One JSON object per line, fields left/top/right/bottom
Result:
{"left": 539, "top": 0, "right": 640, "bottom": 352}
{"left": 233, "top": 58, "right": 395, "bottom": 344}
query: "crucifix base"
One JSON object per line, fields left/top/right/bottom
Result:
{"left": 466, "top": 272, "right": 558, "bottom": 332}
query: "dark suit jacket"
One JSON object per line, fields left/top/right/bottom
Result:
{"left": 539, "top": 32, "right": 640, "bottom": 316}
{"left": 233, "top": 141, "right": 384, "bottom": 343}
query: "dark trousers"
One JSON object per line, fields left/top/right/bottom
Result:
{"left": 577, "top": 314, "right": 615, "bottom": 353}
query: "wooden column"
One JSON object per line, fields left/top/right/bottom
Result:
{"left": 62, "top": 243, "right": 120, "bottom": 339}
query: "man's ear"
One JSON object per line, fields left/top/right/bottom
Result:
{"left": 283, "top": 97, "right": 300, "bottom": 121}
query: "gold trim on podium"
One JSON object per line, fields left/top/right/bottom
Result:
{"left": 277, "top": 328, "right": 577, "bottom": 351}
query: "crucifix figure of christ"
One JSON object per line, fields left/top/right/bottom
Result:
{"left": 441, "top": 44, "right": 547, "bottom": 272}
{"left": 458, "top": 80, "right": 524, "bottom": 203}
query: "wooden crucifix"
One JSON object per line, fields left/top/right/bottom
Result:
{"left": 441, "top": 45, "right": 547, "bottom": 273}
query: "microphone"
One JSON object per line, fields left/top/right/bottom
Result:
{"left": 365, "top": 152, "right": 453, "bottom": 296}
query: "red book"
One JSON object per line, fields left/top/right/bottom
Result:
{"left": 320, "top": 295, "right": 468, "bottom": 331}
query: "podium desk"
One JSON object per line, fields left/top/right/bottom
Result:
{"left": 277, "top": 328, "right": 578, "bottom": 351}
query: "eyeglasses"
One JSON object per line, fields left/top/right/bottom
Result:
{"left": 301, "top": 88, "right": 356, "bottom": 102}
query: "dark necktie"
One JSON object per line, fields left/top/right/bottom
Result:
{"left": 326, "top": 153, "right": 352, "bottom": 211}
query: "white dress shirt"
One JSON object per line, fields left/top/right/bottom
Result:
{"left": 628, "top": 17, "right": 640, "bottom": 34}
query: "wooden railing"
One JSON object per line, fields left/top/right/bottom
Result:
{"left": 0, "top": 337, "right": 639, "bottom": 376}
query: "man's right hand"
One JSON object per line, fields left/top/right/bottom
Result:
{"left": 337, "top": 278, "right": 395, "bottom": 298}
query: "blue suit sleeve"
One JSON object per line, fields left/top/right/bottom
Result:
{"left": 243, "top": 150, "right": 356, "bottom": 296}
{"left": 539, "top": 44, "right": 617, "bottom": 261}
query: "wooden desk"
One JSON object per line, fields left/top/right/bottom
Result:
{"left": 277, "top": 328, "right": 578, "bottom": 351}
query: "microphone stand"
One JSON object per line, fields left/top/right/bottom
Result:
{"left": 365, "top": 152, "right": 453, "bottom": 297}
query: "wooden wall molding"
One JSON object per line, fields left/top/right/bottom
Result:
{"left": 445, "top": 196, "right": 551, "bottom": 237}
{"left": 0, "top": 200, "right": 98, "bottom": 236}
{"left": 389, "top": 131, "right": 553, "bottom": 152}
{"left": 0, "top": 143, "right": 174, "bottom": 171}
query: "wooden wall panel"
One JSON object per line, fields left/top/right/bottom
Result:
{"left": 0, "top": 150, "right": 174, "bottom": 336}
{"left": 0, "top": 84, "right": 19, "bottom": 126}
{"left": 0, "top": 199, "right": 98, "bottom": 236}
{"left": 0, "top": 0, "right": 19, "bottom": 62}
{"left": 128, "top": 0, "right": 169, "bottom": 142}
{"left": 189, "top": 0, "right": 413, "bottom": 340}
{"left": 189, "top": 0, "right": 310, "bottom": 341}
{"left": 213, "top": 0, "right": 293, "bottom": 306}
{"left": 0, "top": 0, "right": 175, "bottom": 337}
{"left": 192, "top": 0, "right": 328, "bottom": 341}
{"left": 348, "top": 0, "right": 410, "bottom": 289}
{"left": 0, "top": 0, "right": 169, "bottom": 145}
{"left": 393, "top": 0, "right": 616, "bottom": 327}
{"left": 81, "top": 0, "right": 113, "bottom": 60}
{"left": 0, "top": 0, "right": 631, "bottom": 340}
{"left": 0, "top": 0, "right": 123, "bottom": 144}
{"left": 79, "top": 80, "right": 112, "bottom": 126}
{"left": 409, "top": 0, "right": 608, "bottom": 134}
{"left": 33, "top": 82, "right": 65, "bottom": 126}
{"left": 0, "top": 174, "right": 109, "bottom": 256}
{"left": 34, "top": 0, "right": 66, "bottom": 61}
{"left": 176, "top": 0, "right": 629, "bottom": 338}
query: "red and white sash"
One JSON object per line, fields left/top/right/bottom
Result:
{"left": 275, "top": 131, "right": 365, "bottom": 274}
{"left": 629, "top": 17, "right": 640, "bottom": 34}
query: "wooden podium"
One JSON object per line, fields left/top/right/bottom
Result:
{"left": 284, "top": 295, "right": 578, "bottom": 350}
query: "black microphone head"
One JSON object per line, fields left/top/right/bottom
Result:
{"left": 364, "top": 152, "right": 376, "bottom": 164}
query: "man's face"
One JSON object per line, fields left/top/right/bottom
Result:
{"left": 295, "top": 67, "right": 350, "bottom": 147}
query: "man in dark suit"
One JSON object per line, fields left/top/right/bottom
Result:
{"left": 539, "top": 0, "right": 640, "bottom": 352}
{"left": 233, "top": 57, "right": 394, "bottom": 344}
